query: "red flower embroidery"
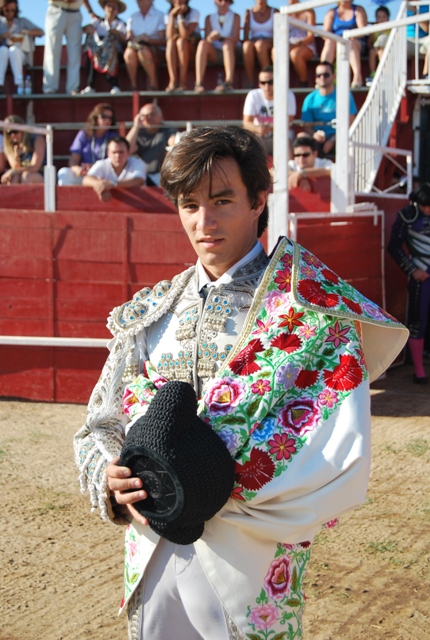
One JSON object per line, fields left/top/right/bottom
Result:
{"left": 278, "top": 307, "right": 305, "bottom": 331}
{"left": 229, "top": 339, "right": 264, "bottom": 376}
{"left": 268, "top": 433, "right": 297, "bottom": 461}
{"left": 295, "top": 369, "right": 319, "bottom": 389}
{"left": 231, "top": 486, "right": 246, "bottom": 501}
{"left": 321, "top": 268, "right": 339, "bottom": 284}
{"left": 342, "top": 296, "right": 362, "bottom": 315}
{"left": 235, "top": 448, "right": 275, "bottom": 491}
{"left": 323, "top": 354, "right": 363, "bottom": 391}
{"left": 281, "top": 253, "right": 293, "bottom": 267}
{"left": 280, "top": 398, "right": 320, "bottom": 435}
{"left": 274, "top": 268, "right": 292, "bottom": 292}
{"left": 271, "top": 333, "right": 302, "bottom": 353}
{"left": 298, "top": 279, "right": 339, "bottom": 308}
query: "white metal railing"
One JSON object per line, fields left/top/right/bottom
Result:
{"left": 352, "top": 142, "right": 413, "bottom": 197}
{"left": 0, "top": 120, "right": 56, "bottom": 211}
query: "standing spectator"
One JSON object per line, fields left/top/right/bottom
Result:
{"left": 165, "top": 0, "right": 200, "bottom": 93}
{"left": 242, "top": 0, "right": 278, "bottom": 88}
{"left": 288, "top": 135, "right": 333, "bottom": 191}
{"left": 43, "top": 0, "right": 95, "bottom": 95}
{"left": 83, "top": 135, "right": 146, "bottom": 201}
{"left": 288, "top": 0, "right": 316, "bottom": 87}
{"left": 194, "top": 0, "right": 240, "bottom": 93}
{"left": 366, "top": 5, "right": 390, "bottom": 86}
{"left": 124, "top": 0, "right": 165, "bottom": 91}
{"left": 0, "top": 131, "right": 5, "bottom": 174}
{"left": 81, "top": 0, "right": 127, "bottom": 95}
{"left": 1, "top": 114, "right": 45, "bottom": 184}
{"left": 126, "top": 102, "right": 176, "bottom": 186}
{"left": 57, "top": 102, "right": 116, "bottom": 185}
{"left": 0, "top": 0, "right": 43, "bottom": 94}
{"left": 300, "top": 61, "right": 357, "bottom": 158}
{"left": 243, "top": 65, "right": 296, "bottom": 156}
{"left": 388, "top": 184, "right": 430, "bottom": 384}
{"left": 320, "top": 1, "right": 367, "bottom": 88}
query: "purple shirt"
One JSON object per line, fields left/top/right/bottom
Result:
{"left": 69, "top": 129, "right": 116, "bottom": 164}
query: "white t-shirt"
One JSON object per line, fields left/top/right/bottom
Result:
{"left": 88, "top": 156, "right": 147, "bottom": 183}
{"left": 243, "top": 88, "right": 296, "bottom": 126}
{"left": 164, "top": 7, "right": 200, "bottom": 35}
{"left": 0, "top": 134, "right": 4, "bottom": 154}
{"left": 288, "top": 157, "right": 333, "bottom": 171}
{"left": 127, "top": 7, "right": 165, "bottom": 37}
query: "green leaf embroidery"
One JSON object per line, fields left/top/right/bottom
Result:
{"left": 221, "top": 416, "right": 247, "bottom": 426}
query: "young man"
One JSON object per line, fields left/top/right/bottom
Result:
{"left": 126, "top": 102, "right": 177, "bottom": 186}
{"left": 74, "top": 126, "right": 407, "bottom": 640}
{"left": 243, "top": 65, "right": 296, "bottom": 156}
{"left": 300, "top": 61, "right": 357, "bottom": 158}
{"left": 83, "top": 135, "right": 146, "bottom": 201}
{"left": 288, "top": 134, "right": 333, "bottom": 191}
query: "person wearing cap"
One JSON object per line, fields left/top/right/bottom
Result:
{"left": 81, "top": 0, "right": 127, "bottom": 94}
{"left": 43, "top": 0, "right": 95, "bottom": 95}
{"left": 74, "top": 125, "right": 407, "bottom": 640}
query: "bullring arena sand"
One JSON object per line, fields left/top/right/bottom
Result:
{"left": 1, "top": 362, "right": 429, "bottom": 640}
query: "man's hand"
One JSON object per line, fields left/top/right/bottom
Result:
{"left": 106, "top": 456, "right": 149, "bottom": 525}
{"left": 93, "top": 179, "right": 115, "bottom": 201}
{"left": 412, "top": 268, "right": 429, "bottom": 282}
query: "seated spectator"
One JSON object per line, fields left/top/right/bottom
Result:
{"left": 242, "top": 0, "right": 278, "bottom": 88}
{"left": 288, "top": 0, "right": 316, "bottom": 87}
{"left": 0, "top": 0, "right": 43, "bottom": 94}
{"left": 57, "top": 103, "right": 116, "bottom": 186}
{"left": 0, "top": 131, "right": 5, "bottom": 173}
{"left": 194, "top": 0, "right": 240, "bottom": 93}
{"left": 1, "top": 114, "right": 45, "bottom": 184}
{"left": 300, "top": 61, "right": 357, "bottom": 158}
{"left": 366, "top": 5, "right": 390, "bottom": 86}
{"left": 126, "top": 102, "right": 177, "bottom": 186}
{"left": 83, "top": 135, "right": 146, "bottom": 201}
{"left": 81, "top": 0, "right": 127, "bottom": 95}
{"left": 320, "top": 1, "right": 367, "bottom": 88}
{"left": 124, "top": 0, "right": 165, "bottom": 91}
{"left": 165, "top": 0, "right": 200, "bottom": 92}
{"left": 423, "top": 46, "right": 429, "bottom": 79}
{"left": 243, "top": 65, "right": 296, "bottom": 156}
{"left": 288, "top": 135, "right": 333, "bottom": 191}
{"left": 406, "top": 3, "right": 429, "bottom": 59}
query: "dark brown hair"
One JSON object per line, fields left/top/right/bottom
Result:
{"left": 84, "top": 103, "right": 116, "bottom": 137}
{"left": 160, "top": 125, "right": 271, "bottom": 237}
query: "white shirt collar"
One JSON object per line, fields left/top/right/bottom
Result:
{"left": 196, "top": 241, "right": 263, "bottom": 291}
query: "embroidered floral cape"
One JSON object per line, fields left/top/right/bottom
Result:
{"left": 74, "top": 237, "right": 408, "bottom": 640}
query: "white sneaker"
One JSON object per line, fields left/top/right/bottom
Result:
{"left": 110, "top": 86, "right": 121, "bottom": 94}
{"left": 80, "top": 86, "right": 95, "bottom": 94}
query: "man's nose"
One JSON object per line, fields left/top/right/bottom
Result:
{"left": 196, "top": 207, "right": 217, "bottom": 232}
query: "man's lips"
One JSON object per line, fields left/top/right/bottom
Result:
{"left": 198, "top": 238, "right": 223, "bottom": 247}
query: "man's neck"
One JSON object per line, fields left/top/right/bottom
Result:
{"left": 319, "top": 85, "right": 335, "bottom": 96}
{"left": 112, "top": 162, "right": 127, "bottom": 177}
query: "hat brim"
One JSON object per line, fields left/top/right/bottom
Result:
{"left": 98, "top": 0, "right": 127, "bottom": 14}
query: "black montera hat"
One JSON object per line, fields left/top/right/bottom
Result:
{"left": 119, "top": 381, "right": 235, "bottom": 545}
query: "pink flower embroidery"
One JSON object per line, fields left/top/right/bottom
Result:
{"left": 248, "top": 603, "right": 279, "bottom": 630}
{"left": 264, "top": 556, "right": 292, "bottom": 599}
{"left": 204, "top": 377, "right": 246, "bottom": 415}
{"left": 280, "top": 398, "right": 320, "bottom": 436}
{"left": 298, "top": 323, "right": 317, "bottom": 339}
{"left": 268, "top": 433, "right": 297, "bottom": 461}
{"left": 325, "top": 320, "right": 350, "bottom": 348}
{"left": 251, "top": 379, "right": 271, "bottom": 395}
{"left": 252, "top": 316, "right": 276, "bottom": 336}
{"left": 302, "top": 251, "right": 323, "bottom": 268}
{"left": 127, "top": 541, "right": 138, "bottom": 562}
{"left": 301, "top": 265, "right": 317, "bottom": 279}
{"left": 318, "top": 388, "right": 339, "bottom": 408}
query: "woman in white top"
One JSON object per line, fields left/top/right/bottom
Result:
{"left": 242, "top": 0, "right": 278, "bottom": 87}
{"left": 194, "top": 0, "right": 240, "bottom": 93}
{"left": 288, "top": 0, "right": 316, "bottom": 87}
{"left": 165, "top": 0, "right": 200, "bottom": 92}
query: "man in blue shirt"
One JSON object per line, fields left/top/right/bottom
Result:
{"left": 301, "top": 61, "right": 357, "bottom": 158}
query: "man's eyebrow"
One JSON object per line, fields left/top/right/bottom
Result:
{"left": 209, "top": 188, "right": 235, "bottom": 199}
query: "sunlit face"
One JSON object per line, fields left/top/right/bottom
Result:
{"left": 104, "top": 2, "right": 119, "bottom": 17}
{"left": 8, "top": 129, "right": 22, "bottom": 145}
{"left": 315, "top": 64, "right": 334, "bottom": 89}
{"left": 137, "top": 0, "right": 152, "bottom": 14}
{"left": 258, "top": 71, "right": 273, "bottom": 100}
{"left": 140, "top": 105, "right": 162, "bottom": 127}
{"left": 3, "top": 3, "right": 18, "bottom": 19}
{"left": 107, "top": 141, "right": 129, "bottom": 169}
{"left": 177, "top": 157, "right": 266, "bottom": 281}
{"left": 292, "top": 145, "right": 317, "bottom": 169}
{"left": 96, "top": 109, "right": 114, "bottom": 132}
{"left": 375, "top": 9, "right": 389, "bottom": 23}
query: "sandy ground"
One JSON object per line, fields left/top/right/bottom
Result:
{"left": 1, "top": 362, "right": 429, "bottom": 640}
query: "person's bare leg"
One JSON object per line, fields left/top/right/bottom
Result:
{"left": 124, "top": 47, "right": 138, "bottom": 88}
{"left": 138, "top": 45, "right": 158, "bottom": 89}
{"left": 222, "top": 40, "right": 236, "bottom": 84}
{"left": 165, "top": 38, "right": 178, "bottom": 90}
{"left": 255, "top": 39, "right": 272, "bottom": 70}
{"left": 320, "top": 38, "right": 336, "bottom": 63}
{"left": 349, "top": 38, "right": 363, "bottom": 85}
{"left": 290, "top": 45, "right": 313, "bottom": 83}
{"left": 176, "top": 37, "right": 191, "bottom": 89}
{"left": 242, "top": 40, "right": 256, "bottom": 86}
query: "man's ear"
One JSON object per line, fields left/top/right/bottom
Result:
{"left": 253, "top": 190, "right": 268, "bottom": 216}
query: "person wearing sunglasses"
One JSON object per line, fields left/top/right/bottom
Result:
{"left": 57, "top": 102, "right": 116, "bottom": 185}
{"left": 1, "top": 114, "right": 46, "bottom": 184}
{"left": 287, "top": 134, "right": 333, "bottom": 191}
{"left": 243, "top": 65, "right": 296, "bottom": 156}
{"left": 300, "top": 61, "right": 357, "bottom": 159}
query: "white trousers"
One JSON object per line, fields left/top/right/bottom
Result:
{"left": 43, "top": 5, "right": 82, "bottom": 94}
{"left": 57, "top": 166, "right": 83, "bottom": 186}
{"left": 140, "top": 539, "right": 229, "bottom": 640}
{"left": 0, "top": 45, "right": 25, "bottom": 85}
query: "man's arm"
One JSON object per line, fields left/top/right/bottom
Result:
{"left": 288, "top": 166, "right": 331, "bottom": 190}
{"left": 82, "top": 174, "right": 115, "bottom": 201}
{"left": 126, "top": 113, "right": 142, "bottom": 155}
{"left": 117, "top": 176, "right": 145, "bottom": 189}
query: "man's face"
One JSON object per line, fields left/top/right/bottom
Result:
{"left": 292, "top": 145, "right": 317, "bottom": 169}
{"left": 315, "top": 65, "right": 335, "bottom": 90}
{"left": 108, "top": 141, "right": 129, "bottom": 170}
{"left": 258, "top": 71, "right": 274, "bottom": 100}
{"left": 178, "top": 157, "right": 266, "bottom": 281}
{"left": 137, "top": 0, "right": 152, "bottom": 14}
{"left": 140, "top": 106, "right": 162, "bottom": 129}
